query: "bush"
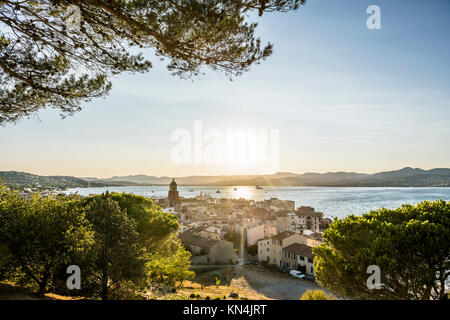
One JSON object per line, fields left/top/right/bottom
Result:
{"left": 224, "top": 231, "right": 243, "bottom": 249}
{"left": 300, "top": 290, "right": 335, "bottom": 300}
{"left": 190, "top": 293, "right": 196, "bottom": 299}
{"left": 108, "top": 281, "right": 144, "bottom": 300}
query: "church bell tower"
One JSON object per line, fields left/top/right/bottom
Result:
{"left": 168, "top": 178, "right": 179, "bottom": 207}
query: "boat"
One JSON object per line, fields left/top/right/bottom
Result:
{"left": 189, "top": 189, "right": 194, "bottom": 192}
{"left": 234, "top": 187, "right": 237, "bottom": 191}
{"left": 255, "top": 186, "right": 263, "bottom": 189}
{"left": 216, "top": 190, "right": 221, "bottom": 193}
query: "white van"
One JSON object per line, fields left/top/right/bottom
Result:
{"left": 289, "top": 270, "right": 305, "bottom": 279}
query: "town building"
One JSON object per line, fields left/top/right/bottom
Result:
{"left": 295, "top": 206, "right": 324, "bottom": 233}
{"left": 257, "top": 231, "right": 305, "bottom": 268}
{"left": 245, "top": 223, "right": 278, "bottom": 246}
{"left": 179, "top": 230, "right": 237, "bottom": 265}
{"left": 258, "top": 231, "right": 323, "bottom": 270}
{"left": 281, "top": 243, "right": 315, "bottom": 275}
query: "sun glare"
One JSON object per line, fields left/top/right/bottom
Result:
{"left": 231, "top": 186, "right": 255, "bottom": 199}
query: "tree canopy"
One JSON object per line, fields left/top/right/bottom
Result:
{"left": 0, "top": 186, "right": 93, "bottom": 295}
{"left": 314, "top": 200, "right": 450, "bottom": 300}
{"left": 81, "top": 192, "right": 179, "bottom": 248}
{"left": 82, "top": 194, "right": 144, "bottom": 300}
{"left": 0, "top": 0, "right": 305, "bottom": 124}
{"left": 0, "top": 187, "right": 193, "bottom": 299}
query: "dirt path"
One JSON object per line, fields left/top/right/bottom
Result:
{"left": 194, "top": 264, "right": 326, "bottom": 300}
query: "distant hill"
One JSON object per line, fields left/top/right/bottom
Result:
{"left": 207, "top": 168, "right": 450, "bottom": 187}
{"left": 96, "top": 175, "right": 173, "bottom": 185}
{"left": 0, "top": 171, "right": 121, "bottom": 189}
{"left": 93, "top": 168, "right": 450, "bottom": 187}
{"left": 2, "top": 167, "right": 450, "bottom": 189}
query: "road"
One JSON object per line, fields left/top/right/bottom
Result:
{"left": 193, "top": 264, "right": 327, "bottom": 300}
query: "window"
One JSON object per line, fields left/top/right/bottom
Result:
{"left": 299, "top": 256, "right": 305, "bottom": 261}
{"left": 308, "top": 258, "right": 313, "bottom": 263}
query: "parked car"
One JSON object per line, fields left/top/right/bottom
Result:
{"left": 289, "top": 270, "right": 305, "bottom": 279}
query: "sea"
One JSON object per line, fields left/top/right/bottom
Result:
{"left": 64, "top": 186, "right": 450, "bottom": 219}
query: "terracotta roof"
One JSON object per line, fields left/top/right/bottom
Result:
{"left": 178, "top": 230, "right": 221, "bottom": 248}
{"left": 270, "top": 231, "right": 296, "bottom": 240}
{"left": 283, "top": 243, "right": 315, "bottom": 259}
{"left": 296, "top": 210, "right": 323, "bottom": 218}
{"left": 305, "top": 232, "right": 323, "bottom": 241}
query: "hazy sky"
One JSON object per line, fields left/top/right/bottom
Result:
{"left": 1, "top": 0, "right": 449, "bottom": 178}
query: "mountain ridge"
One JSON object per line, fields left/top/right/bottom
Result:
{"left": 2, "top": 167, "right": 449, "bottom": 188}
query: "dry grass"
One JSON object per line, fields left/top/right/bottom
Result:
{"left": 149, "top": 280, "right": 270, "bottom": 300}
{"left": 1, "top": 264, "right": 320, "bottom": 300}
{"left": 0, "top": 281, "right": 82, "bottom": 300}
{"left": 146, "top": 265, "right": 274, "bottom": 300}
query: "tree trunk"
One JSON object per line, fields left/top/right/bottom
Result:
{"left": 38, "top": 274, "right": 49, "bottom": 296}
{"left": 101, "top": 272, "right": 108, "bottom": 300}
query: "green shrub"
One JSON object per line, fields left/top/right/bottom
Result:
{"left": 300, "top": 290, "right": 335, "bottom": 300}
